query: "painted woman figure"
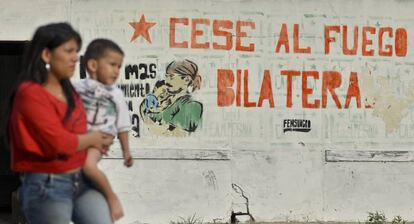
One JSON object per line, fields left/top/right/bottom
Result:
{"left": 140, "top": 59, "right": 203, "bottom": 136}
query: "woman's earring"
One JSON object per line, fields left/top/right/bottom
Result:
{"left": 187, "top": 85, "right": 194, "bottom": 93}
{"left": 45, "top": 63, "right": 50, "bottom": 70}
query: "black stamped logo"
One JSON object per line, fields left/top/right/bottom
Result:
{"left": 283, "top": 119, "right": 311, "bottom": 133}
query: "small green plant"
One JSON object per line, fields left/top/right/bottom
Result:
{"left": 391, "top": 215, "right": 407, "bottom": 224}
{"left": 366, "top": 211, "right": 386, "bottom": 224}
{"left": 170, "top": 213, "right": 203, "bottom": 224}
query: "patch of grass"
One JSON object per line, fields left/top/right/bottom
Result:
{"left": 391, "top": 215, "right": 407, "bottom": 224}
{"left": 366, "top": 211, "right": 386, "bottom": 224}
{"left": 170, "top": 213, "right": 203, "bottom": 224}
{"left": 365, "top": 212, "right": 408, "bottom": 224}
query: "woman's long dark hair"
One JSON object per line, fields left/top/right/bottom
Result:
{"left": 19, "top": 22, "right": 82, "bottom": 122}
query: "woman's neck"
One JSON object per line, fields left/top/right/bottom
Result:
{"left": 168, "top": 90, "right": 187, "bottom": 103}
{"left": 44, "top": 72, "right": 61, "bottom": 87}
{"left": 44, "top": 72, "right": 66, "bottom": 102}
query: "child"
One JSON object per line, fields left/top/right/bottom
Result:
{"left": 144, "top": 80, "right": 173, "bottom": 113}
{"left": 74, "top": 38, "right": 133, "bottom": 221}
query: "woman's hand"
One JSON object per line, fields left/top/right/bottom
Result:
{"left": 77, "top": 131, "right": 114, "bottom": 154}
{"left": 89, "top": 131, "right": 114, "bottom": 155}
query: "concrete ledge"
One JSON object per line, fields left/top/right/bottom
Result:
{"left": 325, "top": 150, "right": 414, "bottom": 162}
{"left": 105, "top": 148, "right": 231, "bottom": 160}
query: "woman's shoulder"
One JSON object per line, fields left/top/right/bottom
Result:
{"left": 12, "top": 81, "right": 52, "bottom": 111}
{"left": 19, "top": 81, "right": 39, "bottom": 89}
{"left": 175, "top": 95, "right": 202, "bottom": 110}
{"left": 16, "top": 81, "right": 45, "bottom": 98}
{"left": 178, "top": 95, "right": 201, "bottom": 105}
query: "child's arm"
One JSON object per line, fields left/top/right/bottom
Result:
{"left": 118, "top": 131, "right": 133, "bottom": 167}
{"left": 114, "top": 88, "right": 133, "bottom": 167}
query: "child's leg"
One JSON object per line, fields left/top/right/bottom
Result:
{"left": 83, "top": 148, "right": 124, "bottom": 221}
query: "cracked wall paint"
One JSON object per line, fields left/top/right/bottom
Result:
{"left": 361, "top": 66, "right": 414, "bottom": 133}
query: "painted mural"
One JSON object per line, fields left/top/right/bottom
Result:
{"left": 140, "top": 59, "right": 203, "bottom": 137}
{"left": 72, "top": 0, "right": 414, "bottom": 155}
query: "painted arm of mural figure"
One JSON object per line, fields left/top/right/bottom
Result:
{"left": 139, "top": 100, "right": 188, "bottom": 137}
{"left": 140, "top": 99, "right": 169, "bottom": 133}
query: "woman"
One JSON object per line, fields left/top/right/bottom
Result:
{"left": 140, "top": 59, "right": 203, "bottom": 136}
{"left": 8, "top": 23, "right": 113, "bottom": 223}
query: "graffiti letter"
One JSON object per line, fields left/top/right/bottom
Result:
{"left": 213, "top": 20, "right": 233, "bottom": 50}
{"left": 191, "top": 18, "right": 210, "bottom": 49}
{"left": 236, "top": 21, "right": 255, "bottom": 52}
{"left": 170, "top": 18, "right": 189, "bottom": 48}
{"left": 345, "top": 72, "right": 361, "bottom": 108}
{"left": 139, "top": 63, "right": 149, "bottom": 79}
{"left": 131, "top": 114, "right": 140, "bottom": 137}
{"left": 362, "top": 26, "right": 375, "bottom": 56}
{"left": 293, "top": 24, "right": 311, "bottom": 54}
{"left": 395, "top": 28, "right": 407, "bottom": 57}
{"left": 275, "top": 23, "right": 289, "bottom": 53}
{"left": 343, "top": 25, "right": 358, "bottom": 55}
{"left": 322, "top": 71, "right": 342, "bottom": 108}
{"left": 149, "top": 63, "right": 157, "bottom": 78}
{"left": 243, "top": 69, "right": 256, "bottom": 107}
{"left": 258, "top": 70, "right": 275, "bottom": 108}
{"left": 302, "top": 71, "right": 320, "bottom": 108}
{"left": 236, "top": 69, "right": 241, "bottom": 106}
{"left": 324, "top": 25, "right": 340, "bottom": 54}
{"left": 125, "top": 64, "right": 139, "bottom": 80}
{"left": 378, "top": 27, "right": 393, "bottom": 57}
{"left": 281, "top": 70, "right": 300, "bottom": 108}
{"left": 217, "top": 69, "right": 235, "bottom": 106}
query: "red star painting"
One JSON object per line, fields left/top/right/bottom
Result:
{"left": 129, "top": 15, "right": 156, "bottom": 43}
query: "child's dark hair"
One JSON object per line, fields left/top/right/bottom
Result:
{"left": 83, "top": 38, "right": 124, "bottom": 70}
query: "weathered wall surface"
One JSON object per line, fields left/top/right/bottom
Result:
{"left": 2, "top": 0, "right": 414, "bottom": 223}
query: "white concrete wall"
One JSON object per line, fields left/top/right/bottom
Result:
{"left": 2, "top": 0, "right": 414, "bottom": 223}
